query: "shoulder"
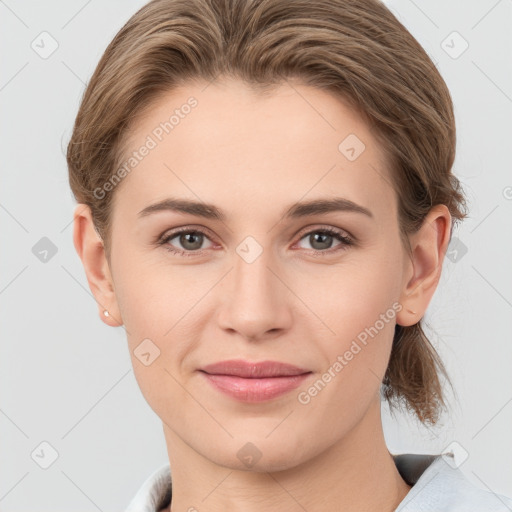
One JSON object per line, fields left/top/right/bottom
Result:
{"left": 125, "top": 463, "right": 172, "bottom": 512}
{"left": 396, "top": 453, "right": 512, "bottom": 512}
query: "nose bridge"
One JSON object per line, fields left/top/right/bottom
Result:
{"left": 216, "top": 235, "right": 292, "bottom": 339}
{"left": 231, "top": 237, "right": 279, "bottom": 305}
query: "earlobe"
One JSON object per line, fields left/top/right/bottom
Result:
{"left": 396, "top": 204, "right": 452, "bottom": 327}
{"left": 72, "top": 204, "right": 123, "bottom": 327}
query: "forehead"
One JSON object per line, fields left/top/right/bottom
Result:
{"left": 113, "top": 78, "right": 396, "bottom": 224}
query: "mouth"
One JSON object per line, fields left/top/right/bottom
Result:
{"left": 200, "top": 359, "right": 311, "bottom": 378}
{"left": 198, "top": 359, "right": 312, "bottom": 402}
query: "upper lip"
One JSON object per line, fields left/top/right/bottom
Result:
{"left": 200, "top": 359, "right": 311, "bottom": 378}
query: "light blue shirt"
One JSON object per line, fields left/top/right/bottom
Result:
{"left": 125, "top": 452, "right": 512, "bottom": 511}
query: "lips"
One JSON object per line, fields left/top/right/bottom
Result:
{"left": 200, "top": 359, "right": 311, "bottom": 378}
{"left": 198, "top": 359, "right": 312, "bottom": 402}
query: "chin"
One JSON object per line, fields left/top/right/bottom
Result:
{"left": 201, "top": 432, "right": 310, "bottom": 473}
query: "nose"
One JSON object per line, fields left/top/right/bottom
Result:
{"left": 216, "top": 243, "right": 293, "bottom": 342}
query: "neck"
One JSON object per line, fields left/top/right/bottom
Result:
{"left": 163, "top": 399, "right": 411, "bottom": 512}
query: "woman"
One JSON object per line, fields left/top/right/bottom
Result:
{"left": 67, "top": 0, "right": 512, "bottom": 510}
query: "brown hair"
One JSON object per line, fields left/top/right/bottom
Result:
{"left": 67, "top": 0, "right": 468, "bottom": 425}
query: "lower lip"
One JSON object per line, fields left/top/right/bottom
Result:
{"left": 200, "top": 371, "right": 312, "bottom": 402}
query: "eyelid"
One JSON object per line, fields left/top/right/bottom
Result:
{"left": 157, "top": 225, "right": 217, "bottom": 255}
{"left": 157, "top": 224, "right": 354, "bottom": 256}
{"left": 294, "top": 224, "right": 353, "bottom": 243}
{"left": 157, "top": 224, "right": 216, "bottom": 244}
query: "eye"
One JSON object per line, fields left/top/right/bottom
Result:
{"left": 295, "top": 227, "right": 353, "bottom": 253}
{"left": 157, "top": 225, "right": 354, "bottom": 257}
{"left": 159, "top": 227, "right": 214, "bottom": 256}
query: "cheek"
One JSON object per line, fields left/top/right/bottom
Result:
{"left": 297, "top": 252, "right": 402, "bottom": 338}
{"left": 293, "top": 251, "right": 403, "bottom": 394}
{"left": 111, "top": 248, "right": 203, "bottom": 386}
{"left": 111, "top": 241, "right": 176, "bottom": 334}
{"left": 296, "top": 272, "right": 400, "bottom": 428}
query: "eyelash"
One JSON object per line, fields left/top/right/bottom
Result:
{"left": 157, "top": 226, "right": 354, "bottom": 258}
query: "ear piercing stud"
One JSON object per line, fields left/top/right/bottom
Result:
{"left": 103, "top": 310, "right": 110, "bottom": 317}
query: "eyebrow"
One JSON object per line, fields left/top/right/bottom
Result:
{"left": 137, "top": 197, "right": 374, "bottom": 221}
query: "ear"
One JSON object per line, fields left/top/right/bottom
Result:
{"left": 72, "top": 204, "right": 123, "bottom": 327}
{"left": 396, "top": 204, "right": 452, "bottom": 327}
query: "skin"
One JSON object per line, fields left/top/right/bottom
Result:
{"left": 73, "top": 77, "right": 452, "bottom": 512}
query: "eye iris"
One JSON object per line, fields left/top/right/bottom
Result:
{"left": 169, "top": 230, "right": 342, "bottom": 252}
{"left": 180, "top": 232, "right": 203, "bottom": 250}
{"left": 310, "top": 232, "right": 333, "bottom": 250}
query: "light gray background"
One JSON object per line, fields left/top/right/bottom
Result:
{"left": 1, "top": 0, "right": 511, "bottom": 510}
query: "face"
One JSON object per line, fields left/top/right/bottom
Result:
{"left": 94, "top": 78, "right": 420, "bottom": 471}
